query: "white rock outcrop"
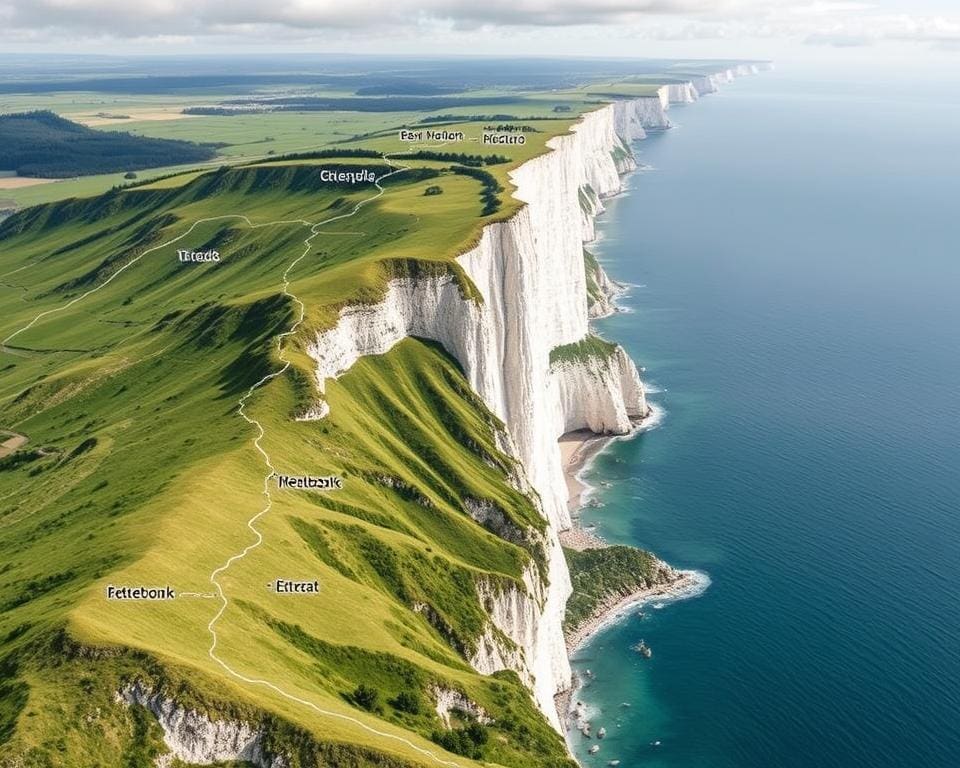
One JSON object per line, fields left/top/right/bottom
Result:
{"left": 118, "top": 683, "right": 284, "bottom": 768}
{"left": 665, "top": 82, "right": 698, "bottom": 104}
{"left": 612, "top": 94, "right": 671, "bottom": 138}
{"left": 302, "top": 63, "right": 763, "bottom": 733}
{"left": 689, "top": 74, "right": 719, "bottom": 96}
{"left": 550, "top": 346, "right": 647, "bottom": 436}
{"left": 431, "top": 686, "right": 492, "bottom": 728}
{"left": 471, "top": 566, "right": 543, "bottom": 684}
{"left": 585, "top": 257, "right": 623, "bottom": 320}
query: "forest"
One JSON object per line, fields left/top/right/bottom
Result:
{"left": 0, "top": 111, "right": 219, "bottom": 178}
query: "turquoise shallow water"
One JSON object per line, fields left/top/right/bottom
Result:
{"left": 570, "top": 70, "right": 960, "bottom": 768}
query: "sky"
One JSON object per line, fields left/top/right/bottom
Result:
{"left": 1, "top": 0, "right": 958, "bottom": 71}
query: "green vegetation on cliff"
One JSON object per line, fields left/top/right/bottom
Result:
{"left": 0, "top": 155, "right": 574, "bottom": 767}
{"left": 549, "top": 334, "right": 618, "bottom": 368}
{"left": 583, "top": 249, "right": 609, "bottom": 313}
{"left": 563, "top": 546, "right": 668, "bottom": 632}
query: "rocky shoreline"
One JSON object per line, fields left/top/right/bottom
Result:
{"left": 563, "top": 566, "right": 700, "bottom": 655}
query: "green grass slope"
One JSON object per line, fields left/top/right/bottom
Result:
{"left": 0, "top": 160, "right": 574, "bottom": 767}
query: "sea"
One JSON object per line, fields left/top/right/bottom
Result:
{"left": 570, "top": 66, "right": 960, "bottom": 768}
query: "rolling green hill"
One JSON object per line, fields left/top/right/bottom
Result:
{"left": 0, "top": 157, "right": 575, "bottom": 767}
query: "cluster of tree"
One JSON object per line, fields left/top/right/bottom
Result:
{"left": 394, "top": 150, "right": 509, "bottom": 167}
{"left": 272, "top": 148, "right": 383, "bottom": 161}
{"left": 348, "top": 683, "right": 488, "bottom": 759}
{"left": 430, "top": 721, "right": 489, "bottom": 760}
{"left": 450, "top": 166, "right": 504, "bottom": 216}
{"left": 350, "top": 684, "right": 381, "bottom": 713}
{"left": 420, "top": 113, "right": 519, "bottom": 123}
{"left": 0, "top": 111, "right": 218, "bottom": 178}
{"left": 424, "top": 185, "right": 443, "bottom": 196}
{"left": 481, "top": 124, "right": 541, "bottom": 133}
{"left": 349, "top": 685, "right": 424, "bottom": 716}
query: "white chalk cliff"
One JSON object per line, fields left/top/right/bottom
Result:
{"left": 304, "top": 103, "right": 646, "bottom": 729}
{"left": 118, "top": 683, "right": 285, "bottom": 768}
{"left": 301, "top": 65, "right": 767, "bottom": 733}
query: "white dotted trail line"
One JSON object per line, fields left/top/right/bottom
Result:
{"left": 2, "top": 147, "right": 466, "bottom": 765}
{"left": 206, "top": 151, "right": 465, "bottom": 768}
{"left": 0, "top": 215, "right": 314, "bottom": 356}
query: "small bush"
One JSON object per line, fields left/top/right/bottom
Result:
{"left": 390, "top": 690, "right": 423, "bottom": 714}
{"left": 351, "top": 684, "right": 380, "bottom": 712}
{"left": 424, "top": 185, "right": 443, "bottom": 196}
{"left": 430, "top": 722, "right": 489, "bottom": 759}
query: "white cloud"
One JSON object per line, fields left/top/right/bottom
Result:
{"left": 0, "top": 0, "right": 957, "bottom": 53}
{"left": 0, "top": 0, "right": 744, "bottom": 34}
{"left": 804, "top": 31, "right": 873, "bottom": 45}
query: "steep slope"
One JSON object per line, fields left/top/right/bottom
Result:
{"left": 0, "top": 163, "right": 574, "bottom": 767}
{"left": 299, "top": 100, "right": 660, "bottom": 725}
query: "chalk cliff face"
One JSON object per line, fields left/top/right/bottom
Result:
{"left": 690, "top": 74, "right": 719, "bottom": 96}
{"left": 118, "top": 683, "right": 284, "bottom": 768}
{"left": 305, "top": 103, "right": 647, "bottom": 727}
{"left": 302, "top": 64, "right": 763, "bottom": 732}
{"left": 305, "top": 105, "right": 649, "bottom": 726}
{"left": 550, "top": 346, "right": 647, "bottom": 436}
{"left": 665, "top": 82, "right": 698, "bottom": 104}
{"left": 612, "top": 94, "right": 671, "bottom": 139}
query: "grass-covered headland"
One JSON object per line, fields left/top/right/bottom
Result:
{"left": 0, "top": 144, "right": 580, "bottom": 767}
{"left": 563, "top": 547, "right": 677, "bottom": 633}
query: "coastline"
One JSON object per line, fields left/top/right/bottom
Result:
{"left": 556, "top": 419, "right": 709, "bottom": 736}
{"left": 558, "top": 415, "right": 705, "bottom": 656}
{"left": 563, "top": 567, "right": 706, "bottom": 655}
{"left": 550, "top": 65, "right": 766, "bottom": 746}
{"left": 558, "top": 430, "right": 611, "bottom": 544}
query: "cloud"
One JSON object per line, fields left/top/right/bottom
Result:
{"left": 789, "top": 2, "right": 875, "bottom": 16}
{"left": 0, "top": 0, "right": 957, "bottom": 53}
{"left": 804, "top": 31, "right": 872, "bottom": 46}
{"left": 0, "top": 0, "right": 751, "bottom": 35}
{"left": 800, "top": 11, "right": 960, "bottom": 48}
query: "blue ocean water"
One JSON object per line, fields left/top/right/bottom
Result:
{"left": 571, "top": 69, "right": 960, "bottom": 768}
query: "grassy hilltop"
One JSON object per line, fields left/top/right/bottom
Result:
{"left": 0, "top": 135, "right": 583, "bottom": 767}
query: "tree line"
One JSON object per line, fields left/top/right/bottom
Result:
{"left": 0, "top": 111, "right": 218, "bottom": 178}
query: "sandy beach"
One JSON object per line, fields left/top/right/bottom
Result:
{"left": 558, "top": 430, "right": 610, "bottom": 530}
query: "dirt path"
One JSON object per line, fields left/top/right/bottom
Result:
{"left": 0, "top": 430, "right": 27, "bottom": 458}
